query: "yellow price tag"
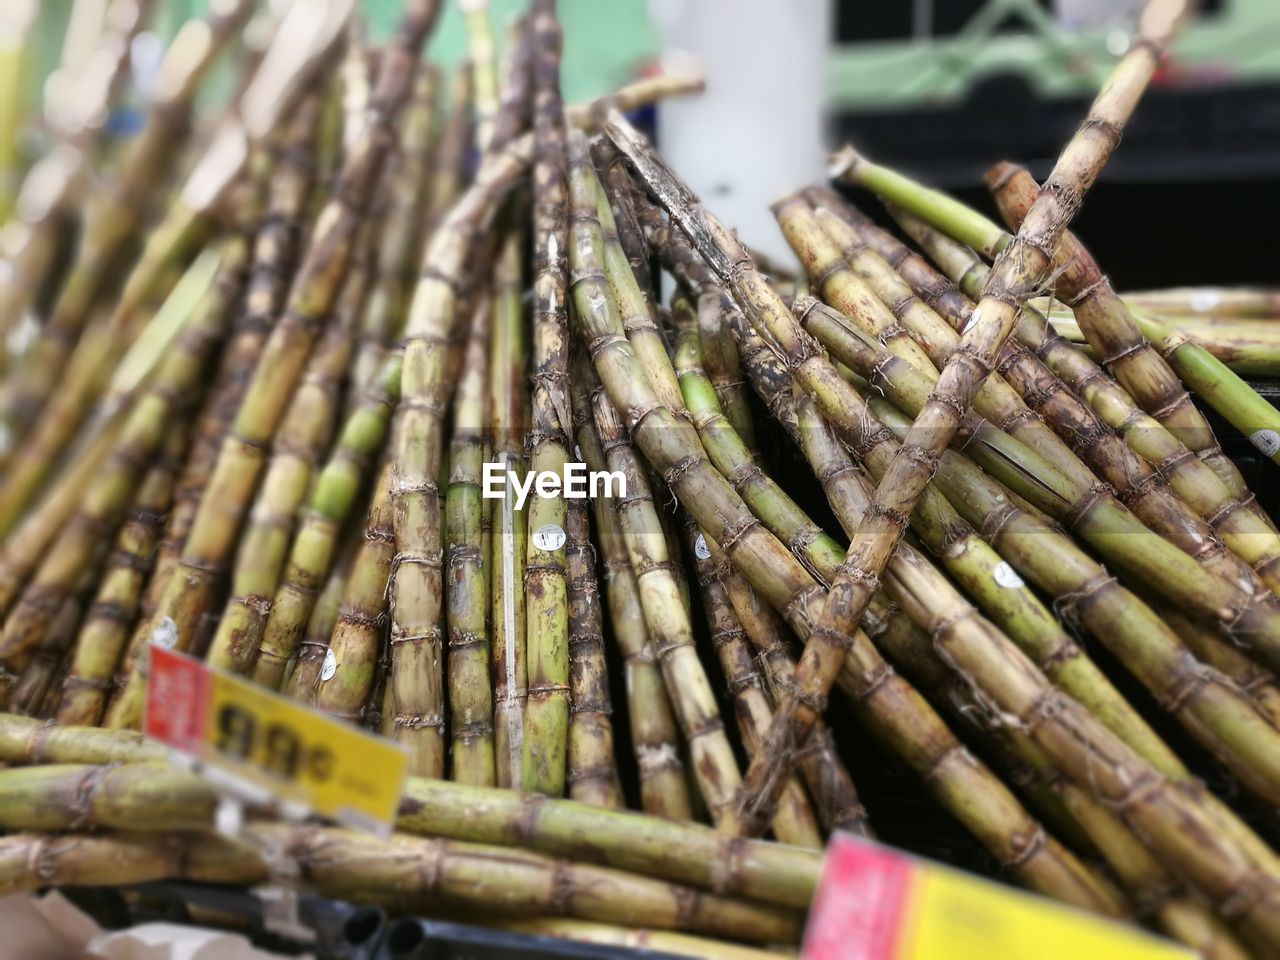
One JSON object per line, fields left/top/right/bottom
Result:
{"left": 803, "top": 833, "right": 1193, "bottom": 960}
{"left": 145, "top": 644, "right": 406, "bottom": 835}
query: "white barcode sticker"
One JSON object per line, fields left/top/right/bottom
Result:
{"left": 532, "top": 524, "right": 567, "bottom": 551}
{"left": 320, "top": 648, "right": 337, "bottom": 681}
{"left": 1250, "top": 430, "right": 1280, "bottom": 457}
{"left": 993, "top": 562, "right": 1025, "bottom": 588}
{"left": 693, "top": 534, "right": 712, "bottom": 560}
{"left": 152, "top": 616, "right": 178, "bottom": 649}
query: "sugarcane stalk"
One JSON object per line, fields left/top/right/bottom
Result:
{"left": 572, "top": 383, "right": 694, "bottom": 821}
{"left": 0, "top": 0, "right": 151, "bottom": 363}
{"left": 1041, "top": 319, "right": 1280, "bottom": 379}
{"left": 793, "top": 290, "right": 1280, "bottom": 657}
{"left": 1124, "top": 286, "right": 1280, "bottom": 319}
{"left": 703, "top": 537, "right": 871, "bottom": 838}
{"left": 0, "top": 0, "right": 253, "bottom": 450}
{"left": 564, "top": 484, "right": 623, "bottom": 808}
{"left": 55, "top": 423, "right": 186, "bottom": 726}
{"left": 493, "top": 919, "right": 790, "bottom": 960}
{"left": 443, "top": 296, "right": 496, "bottom": 783}
{"left": 108, "top": 108, "right": 318, "bottom": 701}
{"left": 8, "top": 556, "right": 102, "bottom": 718}
{"left": 286, "top": 546, "right": 354, "bottom": 703}
{"left": 682, "top": 515, "right": 822, "bottom": 849}
{"left": 248, "top": 354, "right": 402, "bottom": 691}
{"left": 351, "top": 66, "right": 439, "bottom": 398}
{"left": 582, "top": 358, "right": 746, "bottom": 826}
{"left": 0, "top": 412, "right": 123, "bottom": 617}
{"left": 390, "top": 78, "right": 531, "bottom": 782}
{"left": 377, "top": 65, "right": 698, "bottom": 772}
{"left": 724, "top": 297, "right": 1184, "bottom": 777}
{"left": 571, "top": 151, "right": 1115, "bottom": 911}
{"left": 0, "top": 819, "right": 803, "bottom": 943}
{"left": 0, "top": 727, "right": 817, "bottom": 913}
{"left": 207, "top": 224, "right": 371, "bottom": 676}
{"left": 1159, "top": 606, "right": 1280, "bottom": 729}
{"left": 486, "top": 223, "right": 530, "bottom": 786}
{"left": 521, "top": 0, "right": 572, "bottom": 796}
{"left": 986, "top": 162, "right": 1252, "bottom": 499}
{"left": 0, "top": 241, "right": 240, "bottom": 702}
{"left": 783, "top": 202, "right": 1264, "bottom": 601}
{"left": 121, "top": 2, "right": 441, "bottom": 683}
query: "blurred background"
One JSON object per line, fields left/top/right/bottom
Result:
{"left": 5, "top": 0, "right": 1279, "bottom": 278}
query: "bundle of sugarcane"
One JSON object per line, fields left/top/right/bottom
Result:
{"left": 3, "top": 0, "right": 1280, "bottom": 956}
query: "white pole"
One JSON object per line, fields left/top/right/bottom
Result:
{"left": 650, "top": 0, "right": 830, "bottom": 265}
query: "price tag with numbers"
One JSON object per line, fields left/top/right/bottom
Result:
{"left": 144, "top": 644, "right": 406, "bottom": 835}
{"left": 803, "top": 833, "right": 1192, "bottom": 960}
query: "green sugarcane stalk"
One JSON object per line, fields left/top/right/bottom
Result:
{"left": 779, "top": 291, "right": 1280, "bottom": 806}
{"left": 1123, "top": 286, "right": 1280, "bottom": 319}
{"left": 0, "top": 413, "right": 123, "bottom": 618}
{"left": 378, "top": 65, "right": 699, "bottom": 774}
{"left": 55, "top": 424, "right": 187, "bottom": 726}
{"left": 0, "top": 0, "right": 253, "bottom": 453}
{"left": 572, "top": 380, "right": 694, "bottom": 821}
{"left": 494, "top": 919, "right": 787, "bottom": 960}
{"left": 249, "top": 353, "right": 402, "bottom": 690}
{"left": 1045, "top": 316, "right": 1280, "bottom": 378}
{"left": 704, "top": 536, "right": 871, "bottom": 838}
{"left": 986, "top": 162, "right": 1252, "bottom": 500}
{"left": 576, "top": 317, "right": 744, "bottom": 826}
{"left": 352, "top": 66, "right": 439, "bottom": 398}
{"left": 722, "top": 301, "right": 1182, "bottom": 778}
{"left": 120, "top": 1, "right": 442, "bottom": 687}
{"left": 444, "top": 296, "right": 496, "bottom": 784}
{"left": 285, "top": 546, "right": 355, "bottom": 703}
{"left": 564, "top": 485, "right": 623, "bottom": 808}
{"left": 487, "top": 224, "right": 530, "bottom": 786}
{"left": 1159, "top": 606, "right": 1280, "bottom": 728}
{"left": 865, "top": 202, "right": 1280, "bottom": 595}
{"left": 570, "top": 148, "right": 1113, "bottom": 911}
{"left": 112, "top": 105, "right": 320, "bottom": 700}
{"left": 522, "top": 0, "right": 572, "bottom": 796}
{"left": 8, "top": 555, "right": 103, "bottom": 718}
{"left": 108, "top": 350, "right": 400, "bottom": 728}
{"left": 0, "top": 240, "right": 240, "bottom": 701}
{"left": 207, "top": 224, "right": 372, "bottom": 675}
{"left": 425, "top": 67, "right": 475, "bottom": 236}
{"left": 0, "top": 820, "right": 801, "bottom": 943}
{"left": 0, "top": 728, "right": 816, "bottom": 914}
{"left": 0, "top": 0, "right": 152, "bottom": 365}
{"left": 787, "top": 191, "right": 1265, "bottom": 598}
{"left": 390, "top": 102, "right": 531, "bottom": 780}
{"left": 682, "top": 516, "right": 823, "bottom": 849}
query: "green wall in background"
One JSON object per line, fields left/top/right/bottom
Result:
{"left": 27, "top": 0, "right": 661, "bottom": 120}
